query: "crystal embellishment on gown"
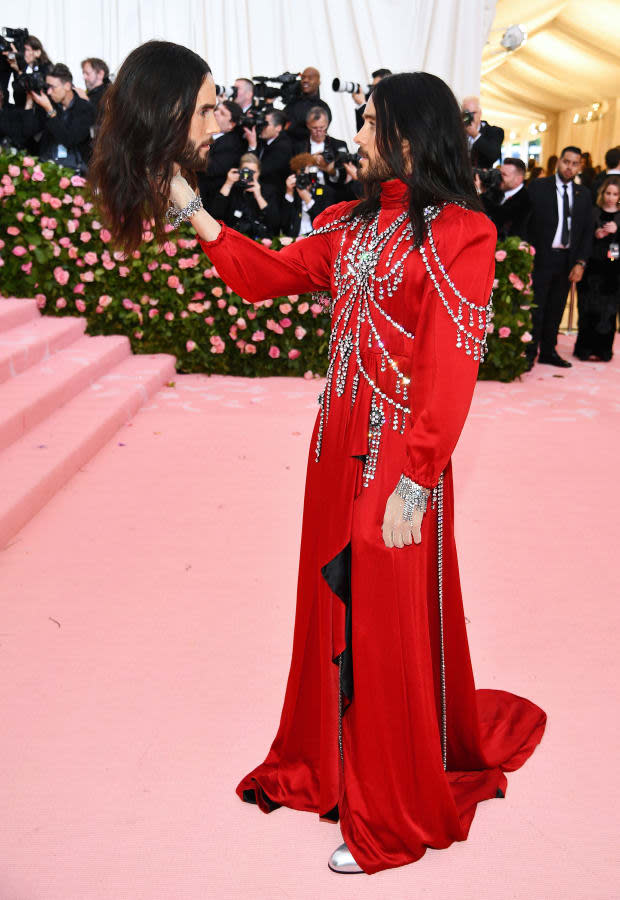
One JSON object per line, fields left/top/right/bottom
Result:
{"left": 309, "top": 205, "right": 493, "bottom": 476}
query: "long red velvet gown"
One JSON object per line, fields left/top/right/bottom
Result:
{"left": 199, "top": 180, "right": 547, "bottom": 874}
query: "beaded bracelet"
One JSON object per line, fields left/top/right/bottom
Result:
{"left": 395, "top": 474, "right": 431, "bottom": 522}
{"left": 165, "top": 194, "right": 203, "bottom": 229}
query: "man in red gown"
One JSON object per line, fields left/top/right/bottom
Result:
{"left": 168, "top": 71, "right": 547, "bottom": 876}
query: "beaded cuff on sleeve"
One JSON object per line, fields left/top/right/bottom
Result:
{"left": 395, "top": 474, "right": 431, "bottom": 522}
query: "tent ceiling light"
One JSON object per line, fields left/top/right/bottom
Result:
{"left": 500, "top": 25, "right": 527, "bottom": 52}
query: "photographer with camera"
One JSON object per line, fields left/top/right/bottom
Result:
{"left": 283, "top": 67, "right": 331, "bottom": 143}
{"left": 461, "top": 96, "right": 503, "bottom": 170}
{"left": 210, "top": 152, "right": 280, "bottom": 240}
{"left": 0, "top": 84, "right": 30, "bottom": 149}
{"left": 197, "top": 99, "right": 244, "bottom": 207}
{"left": 1, "top": 32, "right": 52, "bottom": 108}
{"left": 481, "top": 158, "right": 531, "bottom": 241}
{"left": 21, "top": 63, "right": 95, "bottom": 170}
{"left": 233, "top": 77, "right": 255, "bottom": 113}
{"left": 333, "top": 67, "right": 392, "bottom": 132}
{"left": 243, "top": 108, "right": 292, "bottom": 194}
{"left": 293, "top": 107, "right": 349, "bottom": 198}
{"left": 79, "top": 57, "right": 111, "bottom": 120}
{"left": 280, "top": 151, "right": 336, "bottom": 238}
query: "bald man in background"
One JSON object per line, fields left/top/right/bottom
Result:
{"left": 283, "top": 66, "right": 332, "bottom": 142}
{"left": 462, "top": 95, "right": 504, "bottom": 169}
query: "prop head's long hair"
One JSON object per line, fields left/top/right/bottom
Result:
{"left": 352, "top": 72, "right": 482, "bottom": 246}
{"left": 89, "top": 41, "right": 211, "bottom": 253}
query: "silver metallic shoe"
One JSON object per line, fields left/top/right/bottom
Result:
{"left": 328, "top": 842, "right": 364, "bottom": 873}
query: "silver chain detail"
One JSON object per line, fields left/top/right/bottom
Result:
{"left": 394, "top": 474, "right": 431, "bottom": 521}
{"left": 436, "top": 473, "right": 447, "bottom": 770}
{"left": 165, "top": 194, "right": 203, "bottom": 229}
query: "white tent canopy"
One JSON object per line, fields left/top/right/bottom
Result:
{"left": 481, "top": 0, "right": 620, "bottom": 165}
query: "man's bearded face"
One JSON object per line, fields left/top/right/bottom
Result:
{"left": 354, "top": 95, "right": 394, "bottom": 184}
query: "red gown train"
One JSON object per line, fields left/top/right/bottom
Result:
{"left": 200, "top": 181, "right": 547, "bottom": 874}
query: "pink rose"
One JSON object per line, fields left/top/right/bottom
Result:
{"left": 217, "top": 298, "right": 227, "bottom": 309}
{"left": 287, "top": 295, "right": 299, "bottom": 303}
{"left": 100, "top": 228, "right": 111, "bottom": 243}
{"left": 279, "top": 236, "right": 293, "bottom": 246}
{"left": 310, "top": 303, "right": 322, "bottom": 315}
{"left": 8, "top": 164, "right": 20, "bottom": 177}
{"left": 288, "top": 349, "right": 301, "bottom": 359}
{"left": 67, "top": 219, "right": 79, "bottom": 234}
{"left": 73, "top": 194, "right": 85, "bottom": 207}
{"left": 163, "top": 241, "right": 177, "bottom": 257}
{"left": 84, "top": 252, "right": 98, "bottom": 265}
{"left": 75, "top": 299, "right": 86, "bottom": 312}
{"left": 59, "top": 176, "right": 70, "bottom": 189}
{"left": 32, "top": 169, "right": 45, "bottom": 182}
{"left": 7, "top": 225, "right": 19, "bottom": 236}
{"left": 80, "top": 270, "right": 95, "bottom": 282}
{"left": 21, "top": 261, "right": 32, "bottom": 275}
{"left": 280, "top": 317, "right": 292, "bottom": 329}
{"left": 118, "top": 266, "right": 130, "bottom": 277}
{"left": 521, "top": 331, "right": 533, "bottom": 343}
{"left": 70, "top": 175, "right": 86, "bottom": 187}
{"left": 80, "top": 232, "right": 91, "bottom": 243}
{"left": 268, "top": 346, "right": 281, "bottom": 359}
{"left": 12, "top": 246, "right": 27, "bottom": 257}
{"left": 160, "top": 263, "right": 172, "bottom": 271}
{"left": 148, "top": 308, "right": 158, "bottom": 318}
{"left": 186, "top": 339, "right": 197, "bottom": 352}
{"left": 294, "top": 326, "right": 307, "bottom": 340}
{"left": 204, "top": 316, "right": 214, "bottom": 325}
{"left": 142, "top": 272, "right": 152, "bottom": 282}
{"left": 40, "top": 192, "right": 52, "bottom": 202}
{"left": 508, "top": 273, "right": 524, "bottom": 291}
{"left": 165, "top": 312, "right": 174, "bottom": 321}
{"left": 122, "top": 298, "right": 134, "bottom": 310}
{"left": 244, "top": 344, "right": 257, "bottom": 355}
{"left": 73, "top": 283, "right": 85, "bottom": 294}
{"left": 498, "top": 326, "right": 511, "bottom": 338}
{"left": 316, "top": 328, "right": 325, "bottom": 337}
{"left": 236, "top": 317, "right": 247, "bottom": 329}
{"left": 529, "top": 246, "right": 536, "bottom": 256}
{"left": 495, "top": 250, "right": 507, "bottom": 261}
{"left": 2, "top": 183, "right": 15, "bottom": 195}
{"left": 35, "top": 293, "right": 46, "bottom": 308}
{"left": 49, "top": 197, "right": 62, "bottom": 209}
{"left": 210, "top": 336, "right": 226, "bottom": 354}
{"left": 147, "top": 261, "right": 159, "bottom": 271}
{"left": 211, "top": 286, "right": 224, "bottom": 298}
{"left": 297, "top": 302, "right": 309, "bottom": 314}
{"left": 261, "top": 238, "right": 273, "bottom": 247}
{"left": 56, "top": 297, "right": 67, "bottom": 309}
{"left": 41, "top": 229, "right": 54, "bottom": 240}
{"left": 99, "top": 295, "right": 113, "bottom": 307}
{"left": 252, "top": 330, "right": 265, "bottom": 342}
{"left": 103, "top": 260, "right": 115, "bottom": 270}
{"left": 23, "top": 156, "right": 35, "bottom": 167}
{"left": 227, "top": 305, "right": 238, "bottom": 316}
{"left": 279, "top": 303, "right": 292, "bottom": 314}
{"left": 486, "top": 323, "right": 495, "bottom": 334}
{"left": 303, "top": 370, "right": 313, "bottom": 379}
{"left": 53, "top": 266, "right": 69, "bottom": 284}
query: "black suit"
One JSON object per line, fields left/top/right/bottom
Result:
{"left": 210, "top": 181, "right": 281, "bottom": 239}
{"left": 527, "top": 175, "right": 593, "bottom": 357}
{"left": 22, "top": 92, "right": 95, "bottom": 169}
{"left": 483, "top": 184, "right": 531, "bottom": 241}
{"left": 250, "top": 132, "right": 293, "bottom": 193}
{"left": 470, "top": 121, "right": 504, "bottom": 169}
{"left": 281, "top": 183, "right": 336, "bottom": 238}
{"left": 197, "top": 130, "right": 244, "bottom": 207}
{"left": 293, "top": 134, "right": 349, "bottom": 197}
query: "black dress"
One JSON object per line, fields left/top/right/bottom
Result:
{"left": 574, "top": 209, "right": 620, "bottom": 361}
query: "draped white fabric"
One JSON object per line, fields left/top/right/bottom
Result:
{"left": 4, "top": 0, "right": 496, "bottom": 146}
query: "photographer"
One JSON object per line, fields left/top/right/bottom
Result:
{"left": 80, "top": 58, "right": 111, "bottom": 120}
{"left": 283, "top": 67, "right": 331, "bottom": 143}
{"left": 351, "top": 68, "right": 392, "bottom": 132}
{"left": 233, "top": 77, "right": 254, "bottom": 112}
{"left": 2, "top": 34, "right": 51, "bottom": 108}
{"left": 281, "top": 152, "right": 336, "bottom": 238}
{"left": 243, "top": 108, "right": 292, "bottom": 194}
{"left": 0, "top": 85, "right": 30, "bottom": 149}
{"left": 461, "top": 96, "right": 504, "bottom": 169}
{"left": 210, "top": 153, "right": 280, "bottom": 240}
{"left": 197, "top": 99, "right": 244, "bottom": 206}
{"left": 294, "top": 107, "right": 348, "bottom": 198}
{"left": 22, "top": 63, "right": 95, "bottom": 170}
{"left": 481, "top": 158, "right": 531, "bottom": 240}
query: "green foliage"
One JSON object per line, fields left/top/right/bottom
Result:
{"left": 1, "top": 150, "right": 533, "bottom": 382}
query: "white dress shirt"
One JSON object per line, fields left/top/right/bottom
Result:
{"left": 551, "top": 174, "right": 574, "bottom": 249}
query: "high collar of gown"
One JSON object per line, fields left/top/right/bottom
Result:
{"left": 379, "top": 178, "right": 409, "bottom": 209}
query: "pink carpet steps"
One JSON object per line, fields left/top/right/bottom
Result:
{"left": 0, "top": 297, "right": 176, "bottom": 549}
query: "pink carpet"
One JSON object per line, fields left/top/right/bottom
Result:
{"left": 1, "top": 333, "right": 618, "bottom": 899}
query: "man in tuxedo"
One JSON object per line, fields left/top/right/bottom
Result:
{"left": 526, "top": 146, "right": 593, "bottom": 369}
{"left": 243, "top": 108, "right": 292, "bottom": 194}
{"left": 482, "top": 158, "right": 531, "bottom": 240}
{"left": 589, "top": 146, "right": 620, "bottom": 202}
{"left": 197, "top": 99, "right": 244, "bottom": 208}
{"left": 293, "top": 107, "right": 348, "bottom": 198}
{"left": 233, "top": 77, "right": 254, "bottom": 113}
{"left": 462, "top": 96, "right": 504, "bottom": 169}
{"left": 283, "top": 67, "right": 331, "bottom": 143}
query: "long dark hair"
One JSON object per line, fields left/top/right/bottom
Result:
{"left": 24, "top": 36, "right": 51, "bottom": 68}
{"left": 89, "top": 41, "right": 211, "bottom": 253}
{"left": 352, "top": 72, "right": 481, "bottom": 245}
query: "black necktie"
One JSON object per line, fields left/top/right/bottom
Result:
{"left": 561, "top": 184, "right": 570, "bottom": 246}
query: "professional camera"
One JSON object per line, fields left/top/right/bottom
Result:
{"left": 462, "top": 110, "right": 475, "bottom": 127}
{"left": 332, "top": 78, "right": 363, "bottom": 94}
{"left": 252, "top": 72, "right": 301, "bottom": 106}
{"left": 0, "top": 26, "right": 28, "bottom": 55}
{"left": 236, "top": 214, "right": 271, "bottom": 240}
{"left": 238, "top": 166, "right": 255, "bottom": 187}
{"left": 239, "top": 107, "right": 268, "bottom": 131}
{"left": 214, "top": 83, "right": 232, "bottom": 98}
{"left": 296, "top": 168, "right": 319, "bottom": 193}
{"left": 15, "top": 70, "right": 47, "bottom": 94}
{"left": 321, "top": 146, "right": 335, "bottom": 165}
{"left": 336, "top": 150, "right": 362, "bottom": 167}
